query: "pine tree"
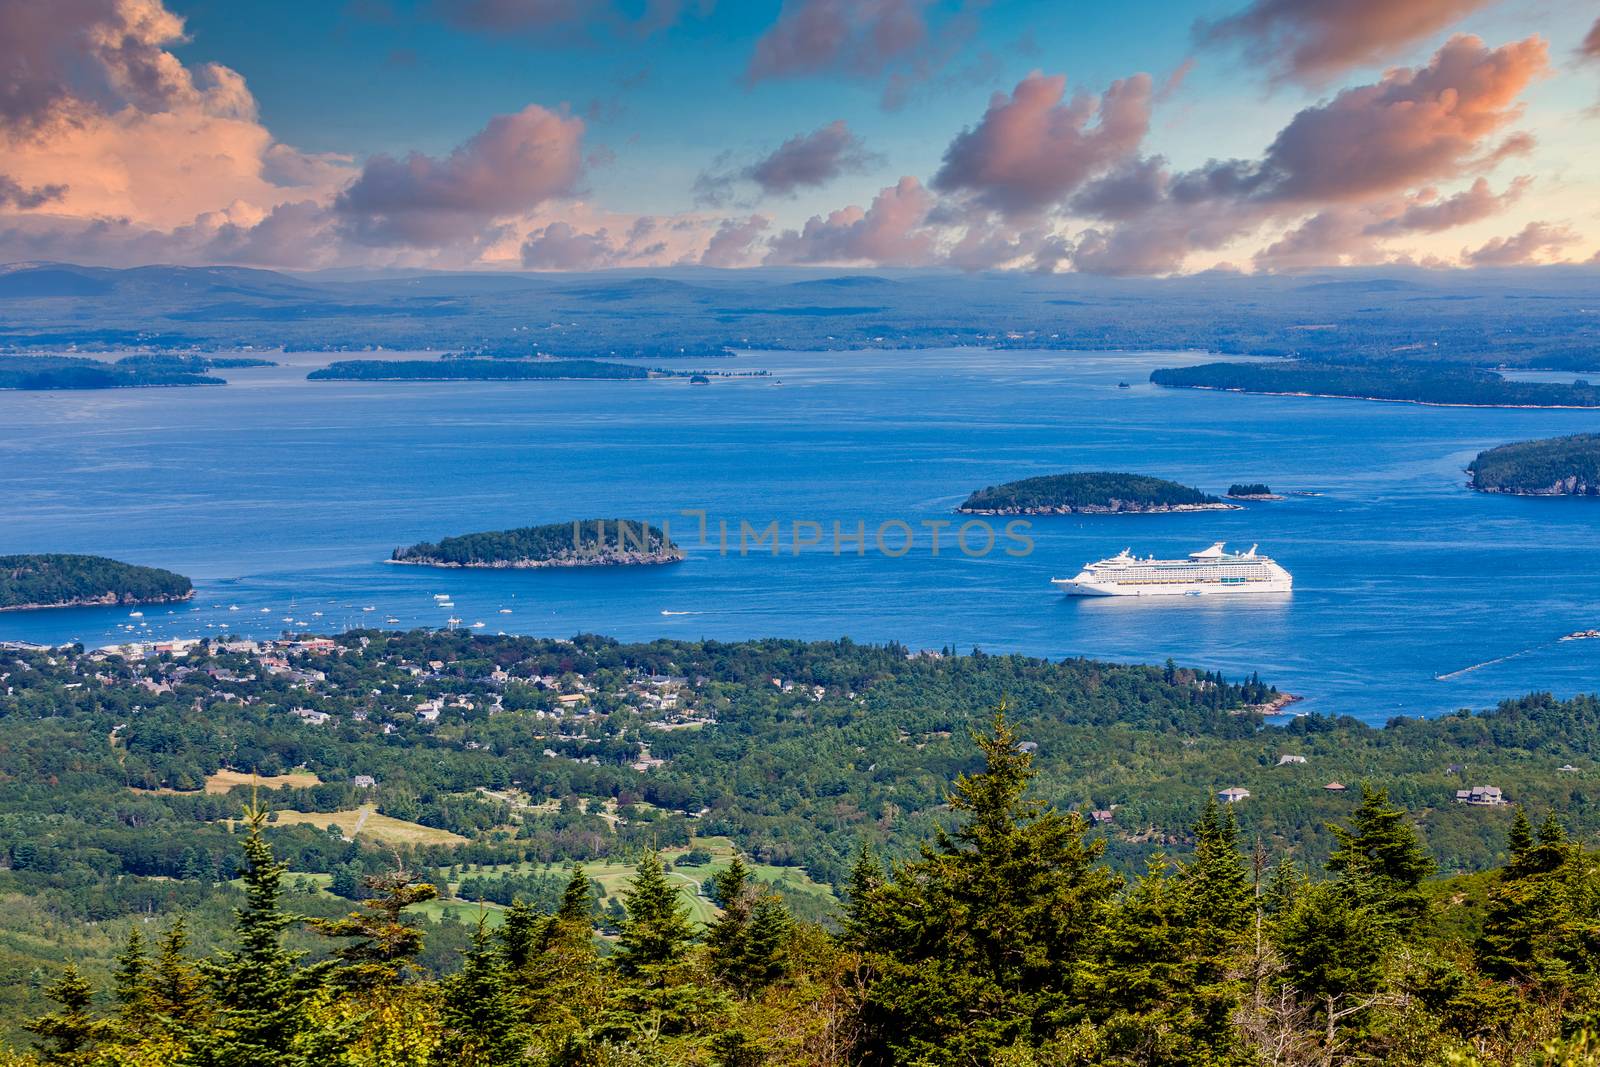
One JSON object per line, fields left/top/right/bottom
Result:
{"left": 112, "top": 926, "right": 149, "bottom": 1024}
{"left": 1326, "top": 782, "right": 1435, "bottom": 933}
{"left": 499, "top": 899, "right": 545, "bottom": 971}
{"left": 1179, "top": 798, "right": 1254, "bottom": 1054}
{"left": 706, "top": 856, "right": 754, "bottom": 986}
{"left": 850, "top": 711, "right": 1119, "bottom": 1065}
{"left": 436, "top": 916, "right": 524, "bottom": 1067}
{"left": 191, "top": 804, "right": 335, "bottom": 1066}
{"left": 25, "top": 964, "right": 111, "bottom": 1065}
{"left": 614, "top": 850, "right": 694, "bottom": 979}
{"left": 1479, "top": 810, "right": 1597, "bottom": 988}
{"left": 1263, "top": 855, "right": 1306, "bottom": 918}
{"left": 148, "top": 916, "right": 208, "bottom": 1032}
{"left": 840, "top": 844, "right": 886, "bottom": 949}
{"left": 311, "top": 867, "right": 438, "bottom": 990}
{"left": 740, "top": 894, "right": 791, "bottom": 992}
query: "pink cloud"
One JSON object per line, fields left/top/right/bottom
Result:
{"left": 766, "top": 176, "right": 936, "bottom": 265}
{"left": 0, "top": 174, "right": 65, "bottom": 209}
{"left": 519, "top": 221, "right": 621, "bottom": 269}
{"left": 335, "top": 104, "right": 586, "bottom": 247}
{"left": 1463, "top": 221, "right": 1579, "bottom": 266}
{"left": 932, "top": 71, "right": 1152, "bottom": 217}
{"left": 700, "top": 214, "right": 770, "bottom": 266}
{"left": 428, "top": 0, "right": 712, "bottom": 37}
{"left": 1365, "top": 176, "right": 1529, "bottom": 235}
{"left": 1586, "top": 16, "right": 1600, "bottom": 59}
{"left": 1195, "top": 0, "right": 1496, "bottom": 86}
{"left": 745, "top": 0, "right": 929, "bottom": 84}
{"left": 747, "top": 121, "right": 876, "bottom": 196}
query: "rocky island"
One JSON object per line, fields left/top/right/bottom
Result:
{"left": 1227, "top": 483, "right": 1284, "bottom": 500}
{"left": 0, "top": 554, "right": 194, "bottom": 611}
{"left": 391, "top": 519, "right": 683, "bottom": 568}
{"left": 1150, "top": 361, "right": 1600, "bottom": 408}
{"left": 1468, "top": 434, "right": 1600, "bottom": 496}
{"left": 958, "top": 472, "right": 1237, "bottom": 515}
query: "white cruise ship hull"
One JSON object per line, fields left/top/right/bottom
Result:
{"left": 1054, "top": 576, "right": 1292, "bottom": 597}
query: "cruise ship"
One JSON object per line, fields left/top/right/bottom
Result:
{"left": 1053, "top": 542, "right": 1292, "bottom": 597}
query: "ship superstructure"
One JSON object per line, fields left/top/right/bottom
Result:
{"left": 1053, "top": 542, "right": 1292, "bottom": 597}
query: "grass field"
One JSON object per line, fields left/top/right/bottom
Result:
{"left": 251, "top": 807, "right": 466, "bottom": 847}
{"left": 133, "top": 768, "right": 323, "bottom": 796}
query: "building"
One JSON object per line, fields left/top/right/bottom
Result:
{"left": 1090, "top": 809, "right": 1114, "bottom": 824}
{"left": 1277, "top": 754, "right": 1307, "bottom": 766}
{"left": 1455, "top": 785, "right": 1507, "bottom": 806}
{"left": 352, "top": 775, "right": 377, "bottom": 788}
{"left": 1218, "top": 787, "right": 1251, "bottom": 804}
{"left": 1324, "top": 781, "right": 1347, "bottom": 792}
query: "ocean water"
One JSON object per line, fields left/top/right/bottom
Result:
{"left": 1, "top": 347, "right": 1597, "bottom": 723}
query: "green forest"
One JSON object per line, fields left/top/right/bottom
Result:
{"left": 1469, "top": 435, "right": 1600, "bottom": 495}
{"left": 0, "top": 555, "right": 193, "bottom": 610}
{"left": 1150, "top": 362, "right": 1600, "bottom": 408}
{"left": 8, "top": 719, "right": 1600, "bottom": 1066}
{"left": 958, "top": 472, "right": 1223, "bottom": 513}
{"left": 392, "top": 521, "right": 681, "bottom": 566}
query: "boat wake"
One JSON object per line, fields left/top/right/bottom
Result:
{"left": 660, "top": 610, "right": 702, "bottom": 616}
{"left": 1435, "top": 628, "right": 1596, "bottom": 680}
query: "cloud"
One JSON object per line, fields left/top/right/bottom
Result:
{"left": 1195, "top": 0, "right": 1495, "bottom": 86}
{"left": 931, "top": 71, "right": 1152, "bottom": 217}
{"left": 745, "top": 0, "right": 928, "bottom": 84}
{"left": 699, "top": 214, "right": 770, "bottom": 266}
{"left": 427, "top": 0, "right": 713, "bottom": 38}
{"left": 1365, "top": 176, "right": 1529, "bottom": 235}
{"left": 335, "top": 104, "right": 585, "bottom": 247}
{"left": 1061, "top": 35, "right": 1548, "bottom": 275}
{"left": 0, "top": 174, "right": 65, "bottom": 209}
{"left": 519, "top": 221, "right": 621, "bottom": 269}
{"left": 766, "top": 176, "right": 936, "bottom": 265}
{"left": 747, "top": 121, "right": 876, "bottom": 196}
{"left": 1463, "top": 221, "right": 1579, "bottom": 266}
{"left": 1585, "top": 17, "right": 1600, "bottom": 60}
{"left": 697, "top": 121, "right": 877, "bottom": 205}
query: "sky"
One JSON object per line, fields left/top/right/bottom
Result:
{"left": 0, "top": 0, "right": 1597, "bottom": 274}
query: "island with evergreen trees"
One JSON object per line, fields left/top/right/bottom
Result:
{"left": 309, "top": 359, "right": 658, "bottom": 382}
{"left": 959, "top": 472, "right": 1236, "bottom": 514}
{"left": 1227, "top": 483, "right": 1283, "bottom": 500}
{"left": 1150, "top": 361, "right": 1600, "bottom": 408}
{"left": 0, "top": 356, "right": 228, "bottom": 390}
{"left": 0, "top": 554, "right": 194, "bottom": 611}
{"left": 1467, "top": 434, "right": 1600, "bottom": 495}
{"left": 391, "top": 519, "right": 683, "bottom": 568}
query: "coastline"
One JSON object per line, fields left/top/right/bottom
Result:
{"left": 387, "top": 552, "right": 683, "bottom": 569}
{"left": 0, "top": 589, "right": 195, "bottom": 613}
{"left": 1158, "top": 384, "right": 1600, "bottom": 410}
{"left": 957, "top": 502, "right": 1239, "bottom": 515}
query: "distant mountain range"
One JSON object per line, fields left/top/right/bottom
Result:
{"left": 0, "top": 262, "right": 1596, "bottom": 369}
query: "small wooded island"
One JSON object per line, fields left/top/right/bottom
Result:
{"left": 958, "top": 472, "right": 1236, "bottom": 514}
{"left": 1227, "top": 483, "right": 1284, "bottom": 500}
{"left": 0, "top": 554, "right": 194, "bottom": 611}
{"left": 309, "top": 359, "right": 658, "bottom": 382}
{"left": 1150, "top": 361, "right": 1600, "bottom": 408}
{"left": 1468, "top": 434, "right": 1600, "bottom": 495}
{"left": 391, "top": 519, "right": 683, "bottom": 568}
{"left": 0, "top": 354, "right": 270, "bottom": 390}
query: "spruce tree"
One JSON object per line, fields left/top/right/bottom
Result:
{"left": 614, "top": 850, "right": 694, "bottom": 979}
{"left": 112, "top": 926, "right": 149, "bottom": 1024}
{"left": 437, "top": 916, "right": 524, "bottom": 1066}
{"left": 740, "top": 894, "right": 790, "bottom": 992}
{"left": 851, "top": 712, "right": 1119, "bottom": 1065}
{"left": 26, "top": 964, "right": 111, "bottom": 1065}
{"left": 192, "top": 804, "right": 335, "bottom": 1066}
{"left": 1326, "top": 782, "right": 1435, "bottom": 933}
{"left": 311, "top": 867, "right": 437, "bottom": 990}
{"left": 1179, "top": 798, "right": 1254, "bottom": 1054}
{"left": 499, "top": 899, "right": 544, "bottom": 971}
{"left": 149, "top": 916, "right": 208, "bottom": 1032}
{"left": 706, "top": 856, "right": 754, "bottom": 986}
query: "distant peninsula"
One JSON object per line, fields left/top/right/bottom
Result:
{"left": 1468, "top": 434, "right": 1600, "bottom": 496}
{"left": 0, "top": 554, "right": 194, "bottom": 611}
{"left": 0, "top": 355, "right": 230, "bottom": 390}
{"left": 309, "top": 358, "right": 657, "bottom": 382}
{"left": 1150, "top": 361, "right": 1600, "bottom": 408}
{"left": 958, "top": 472, "right": 1236, "bottom": 515}
{"left": 391, "top": 520, "right": 683, "bottom": 568}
